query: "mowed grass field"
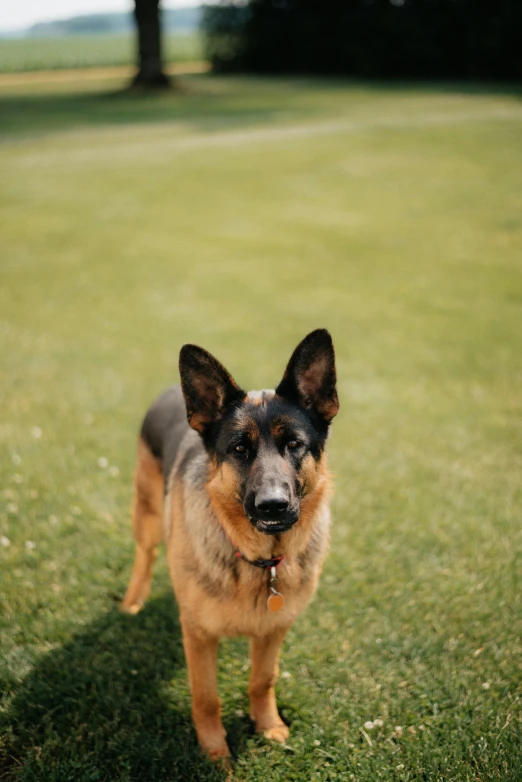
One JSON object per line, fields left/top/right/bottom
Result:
{"left": 1, "top": 73, "right": 521, "bottom": 781}
{"left": 0, "top": 33, "right": 203, "bottom": 73}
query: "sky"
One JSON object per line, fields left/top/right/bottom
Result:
{"left": 0, "top": 0, "right": 201, "bottom": 32}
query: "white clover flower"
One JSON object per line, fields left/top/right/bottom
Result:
{"left": 97, "top": 457, "right": 109, "bottom": 469}
{"left": 25, "top": 540, "right": 36, "bottom": 551}
{"left": 313, "top": 739, "right": 321, "bottom": 746}
{"left": 373, "top": 718, "right": 384, "bottom": 727}
{"left": 363, "top": 721, "right": 375, "bottom": 730}
{"left": 482, "top": 682, "right": 490, "bottom": 690}
{"left": 1, "top": 536, "right": 10, "bottom": 547}
{"left": 31, "top": 427, "right": 42, "bottom": 439}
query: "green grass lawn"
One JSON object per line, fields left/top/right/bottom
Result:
{"left": 0, "top": 74, "right": 521, "bottom": 782}
{"left": 0, "top": 33, "right": 203, "bottom": 73}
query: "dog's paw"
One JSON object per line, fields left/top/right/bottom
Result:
{"left": 198, "top": 728, "right": 230, "bottom": 763}
{"left": 120, "top": 600, "right": 143, "bottom": 615}
{"left": 205, "top": 743, "right": 231, "bottom": 763}
{"left": 263, "top": 724, "right": 289, "bottom": 743}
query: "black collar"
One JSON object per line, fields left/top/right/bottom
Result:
{"left": 235, "top": 550, "right": 285, "bottom": 569}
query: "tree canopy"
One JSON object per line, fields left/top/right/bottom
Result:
{"left": 203, "top": 0, "right": 522, "bottom": 80}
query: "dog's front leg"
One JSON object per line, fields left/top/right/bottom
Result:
{"left": 181, "top": 620, "right": 229, "bottom": 760}
{"left": 249, "top": 628, "right": 289, "bottom": 743}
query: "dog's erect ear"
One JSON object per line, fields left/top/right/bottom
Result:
{"left": 275, "top": 329, "right": 339, "bottom": 423}
{"left": 179, "top": 344, "right": 245, "bottom": 435}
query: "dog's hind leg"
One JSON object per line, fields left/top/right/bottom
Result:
{"left": 121, "top": 438, "right": 164, "bottom": 615}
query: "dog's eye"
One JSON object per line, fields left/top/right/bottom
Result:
{"left": 287, "top": 440, "right": 300, "bottom": 450}
{"left": 234, "top": 444, "right": 246, "bottom": 454}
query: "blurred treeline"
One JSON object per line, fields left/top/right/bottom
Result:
{"left": 26, "top": 8, "right": 201, "bottom": 37}
{"left": 202, "top": 0, "right": 522, "bottom": 80}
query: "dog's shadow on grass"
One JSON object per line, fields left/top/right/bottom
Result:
{"left": 3, "top": 594, "right": 252, "bottom": 781}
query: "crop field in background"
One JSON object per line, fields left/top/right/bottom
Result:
{"left": 0, "top": 33, "right": 203, "bottom": 73}
{"left": 0, "top": 73, "right": 521, "bottom": 781}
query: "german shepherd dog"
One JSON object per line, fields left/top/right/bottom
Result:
{"left": 121, "top": 329, "right": 339, "bottom": 760}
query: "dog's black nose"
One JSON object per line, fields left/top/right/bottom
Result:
{"left": 255, "top": 495, "right": 289, "bottom": 516}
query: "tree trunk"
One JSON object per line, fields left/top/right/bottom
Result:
{"left": 132, "top": 0, "right": 170, "bottom": 88}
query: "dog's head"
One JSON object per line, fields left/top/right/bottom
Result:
{"left": 179, "top": 329, "right": 339, "bottom": 536}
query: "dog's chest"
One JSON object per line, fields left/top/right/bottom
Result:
{"left": 202, "top": 560, "right": 320, "bottom": 636}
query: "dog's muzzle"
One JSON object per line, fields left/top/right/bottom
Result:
{"left": 245, "top": 489, "right": 299, "bottom": 535}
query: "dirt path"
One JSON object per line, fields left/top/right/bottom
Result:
{"left": 0, "top": 61, "right": 209, "bottom": 87}
{"left": 4, "top": 105, "right": 522, "bottom": 168}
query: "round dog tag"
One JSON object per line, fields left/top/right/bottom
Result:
{"left": 267, "top": 591, "right": 285, "bottom": 612}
